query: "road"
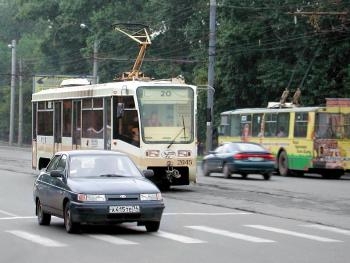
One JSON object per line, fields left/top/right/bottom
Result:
{"left": 0, "top": 145, "right": 349, "bottom": 263}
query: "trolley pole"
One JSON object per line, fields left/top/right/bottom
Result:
{"left": 8, "top": 40, "right": 16, "bottom": 146}
{"left": 206, "top": 0, "right": 216, "bottom": 152}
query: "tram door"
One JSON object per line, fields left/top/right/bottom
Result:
{"left": 73, "top": 100, "right": 81, "bottom": 149}
{"left": 54, "top": 102, "right": 62, "bottom": 153}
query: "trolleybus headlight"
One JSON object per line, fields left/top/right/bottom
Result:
{"left": 140, "top": 193, "right": 162, "bottom": 201}
{"left": 77, "top": 194, "right": 106, "bottom": 202}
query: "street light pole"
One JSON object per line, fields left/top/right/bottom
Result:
{"left": 8, "top": 40, "right": 16, "bottom": 146}
{"left": 80, "top": 23, "right": 98, "bottom": 84}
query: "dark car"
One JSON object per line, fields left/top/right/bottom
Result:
{"left": 202, "top": 142, "right": 276, "bottom": 180}
{"left": 33, "top": 150, "right": 165, "bottom": 233}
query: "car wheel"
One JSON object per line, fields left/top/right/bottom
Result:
{"left": 278, "top": 151, "right": 289, "bottom": 176}
{"left": 36, "top": 199, "right": 51, "bottom": 225}
{"left": 202, "top": 161, "right": 210, "bottom": 177}
{"left": 263, "top": 172, "right": 271, "bottom": 180}
{"left": 145, "top": 221, "right": 160, "bottom": 232}
{"left": 223, "top": 163, "right": 231, "bottom": 178}
{"left": 64, "top": 202, "right": 80, "bottom": 234}
{"left": 241, "top": 173, "right": 248, "bottom": 179}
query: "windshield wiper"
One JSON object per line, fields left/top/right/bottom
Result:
{"left": 167, "top": 115, "right": 186, "bottom": 149}
{"left": 99, "top": 174, "right": 126, "bottom": 177}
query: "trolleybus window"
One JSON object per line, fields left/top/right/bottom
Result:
{"left": 294, "top": 112, "right": 308, "bottom": 137}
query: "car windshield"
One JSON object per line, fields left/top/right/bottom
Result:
{"left": 69, "top": 154, "right": 142, "bottom": 178}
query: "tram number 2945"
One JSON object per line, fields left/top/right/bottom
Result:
{"left": 177, "top": 160, "right": 193, "bottom": 166}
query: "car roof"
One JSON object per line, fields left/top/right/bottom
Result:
{"left": 55, "top": 150, "right": 127, "bottom": 157}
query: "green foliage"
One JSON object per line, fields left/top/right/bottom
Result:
{"left": 0, "top": 0, "right": 349, "bottom": 147}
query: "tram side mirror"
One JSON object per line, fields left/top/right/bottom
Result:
{"left": 142, "top": 169, "right": 154, "bottom": 178}
{"left": 117, "top": 103, "right": 125, "bottom": 118}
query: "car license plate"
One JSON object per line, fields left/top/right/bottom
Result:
{"left": 109, "top": 205, "right": 140, "bottom": 213}
{"left": 248, "top": 157, "right": 263, "bottom": 161}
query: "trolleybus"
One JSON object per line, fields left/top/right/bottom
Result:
{"left": 218, "top": 98, "right": 350, "bottom": 179}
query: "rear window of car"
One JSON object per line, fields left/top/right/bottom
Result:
{"left": 229, "top": 143, "right": 265, "bottom": 152}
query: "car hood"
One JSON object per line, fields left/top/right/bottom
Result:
{"left": 67, "top": 177, "right": 160, "bottom": 194}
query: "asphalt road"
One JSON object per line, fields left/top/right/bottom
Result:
{"left": 0, "top": 145, "right": 349, "bottom": 263}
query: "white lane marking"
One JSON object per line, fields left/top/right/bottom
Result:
{"left": 301, "top": 224, "right": 350, "bottom": 236}
{"left": 6, "top": 230, "right": 67, "bottom": 247}
{"left": 186, "top": 225, "right": 275, "bottom": 243}
{"left": 163, "top": 212, "right": 252, "bottom": 216}
{"left": 152, "top": 231, "right": 206, "bottom": 244}
{"left": 0, "top": 209, "right": 18, "bottom": 217}
{"left": 0, "top": 216, "right": 36, "bottom": 220}
{"left": 245, "top": 225, "right": 342, "bottom": 242}
{"left": 88, "top": 234, "right": 138, "bottom": 245}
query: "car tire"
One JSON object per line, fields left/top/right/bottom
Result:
{"left": 241, "top": 173, "right": 248, "bottom": 179}
{"left": 223, "top": 163, "right": 231, "bottom": 178}
{"left": 278, "top": 151, "right": 289, "bottom": 176}
{"left": 263, "top": 172, "right": 271, "bottom": 180}
{"left": 64, "top": 202, "right": 80, "bottom": 234}
{"left": 202, "top": 161, "right": 210, "bottom": 177}
{"left": 36, "top": 199, "right": 51, "bottom": 225}
{"left": 145, "top": 221, "right": 160, "bottom": 232}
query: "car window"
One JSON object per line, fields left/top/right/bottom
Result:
{"left": 46, "top": 155, "right": 61, "bottom": 172}
{"left": 56, "top": 155, "right": 67, "bottom": 171}
{"left": 69, "top": 155, "right": 142, "bottom": 178}
{"left": 214, "top": 146, "right": 224, "bottom": 153}
{"left": 237, "top": 143, "right": 265, "bottom": 152}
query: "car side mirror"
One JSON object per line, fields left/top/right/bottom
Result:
{"left": 142, "top": 169, "right": 154, "bottom": 178}
{"left": 50, "top": 170, "right": 64, "bottom": 178}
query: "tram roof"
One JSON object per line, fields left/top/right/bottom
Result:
{"left": 32, "top": 79, "right": 196, "bottom": 102}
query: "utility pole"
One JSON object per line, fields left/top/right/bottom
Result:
{"left": 18, "top": 58, "right": 23, "bottom": 146}
{"left": 206, "top": 0, "right": 216, "bottom": 153}
{"left": 8, "top": 40, "right": 16, "bottom": 146}
{"left": 93, "top": 39, "right": 98, "bottom": 84}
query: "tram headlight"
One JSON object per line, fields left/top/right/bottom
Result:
{"left": 178, "top": 150, "right": 191, "bottom": 157}
{"left": 146, "top": 150, "right": 160, "bottom": 157}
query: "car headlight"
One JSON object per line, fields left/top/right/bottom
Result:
{"left": 140, "top": 193, "right": 162, "bottom": 201}
{"left": 77, "top": 194, "right": 106, "bottom": 202}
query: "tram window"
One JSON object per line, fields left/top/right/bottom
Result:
{"left": 82, "top": 109, "right": 103, "bottom": 138}
{"left": 93, "top": 98, "right": 103, "bottom": 108}
{"left": 37, "top": 111, "right": 53, "bottom": 136}
{"left": 82, "top": 99, "right": 92, "bottom": 109}
{"left": 63, "top": 101, "right": 72, "bottom": 137}
{"left": 123, "top": 96, "right": 135, "bottom": 108}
